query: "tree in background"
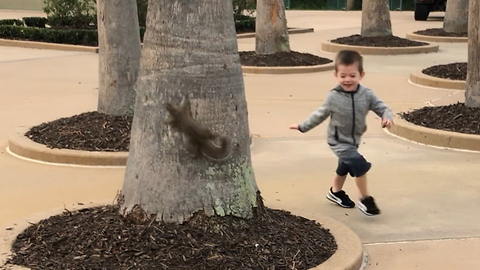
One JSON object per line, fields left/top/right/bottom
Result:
{"left": 443, "top": 0, "right": 469, "bottom": 33}
{"left": 96, "top": 0, "right": 141, "bottom": 116}
{"left": 255, "top": 0, "right": 290, "bottom": 54}
{"left": 361, "top": 0, "right": 392, "bottom": 37}
{"left": 466, "top": 0, "right": 480, "bottom": 107}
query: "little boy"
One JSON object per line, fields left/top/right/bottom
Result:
{"left": 289, "top": 49, "right": 393, "bottom": 216}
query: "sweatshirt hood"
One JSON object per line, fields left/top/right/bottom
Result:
{"left": 333, "top": 84, "right": 365, "bottom": 94}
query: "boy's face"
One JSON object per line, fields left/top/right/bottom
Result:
{"left": 334, "top": 63, "right": 364, "bottom": 92}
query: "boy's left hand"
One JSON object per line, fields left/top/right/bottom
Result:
{"left": 381, "top": 118, "right": 394, "bottom": 129}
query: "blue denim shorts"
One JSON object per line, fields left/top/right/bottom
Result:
{"left": 330, "top": 144, "right": 371, "bottom": 177}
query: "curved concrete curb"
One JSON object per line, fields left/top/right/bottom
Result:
{"left": 0, "top": 203, "right": 365, "bottom": 270}
{"left": 310, "top": 214, "right": 365, "bottom": 270}
{"left": 0, "top": 38, "right": 98, "bottom": 53}
{"left": 321, "top": 40, "right": 439, "bottom": 55}
{"left": 7, "top": 127, "right": 128, "bottom": 167}
{"left": 242, "top": 61, "right": 334, "bottom": 75}
{"left": 410, "top": 69, "right": 466, "bottom": 90}
{"left": 237, "top": 27, "right": 314, "bottom": 39}
{"left": 406, "top": 32, "right": 467, "bottom": 43}
{"left": 388, "top": 117, "right": 480, "bottom": 152}
{"left": 7, "top": 127, "right": 255, "bottom": 167}
{"left": 0, "top": 28, "right": 314, "bottom": 53}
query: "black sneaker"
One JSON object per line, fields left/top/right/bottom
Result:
{"left": 359, "top": 196, "right": 381, "bottom": 216}
{"left": 326, "top": 188, "right": 355, "bottom": 208}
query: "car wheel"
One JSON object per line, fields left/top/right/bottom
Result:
{"left": 414, "top": 4, "right": 430, "bottom": 21}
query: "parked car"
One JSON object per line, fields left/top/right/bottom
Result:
{"left": 414, "top": 0, "right": 447, "bottom": 21}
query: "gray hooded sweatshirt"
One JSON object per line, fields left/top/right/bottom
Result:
{"left": 298, "top": 84, "right": 393, "bottom": 147}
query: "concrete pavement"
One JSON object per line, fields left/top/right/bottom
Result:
{"left": 1, "top": 9, "right": 479, "bottom": 269}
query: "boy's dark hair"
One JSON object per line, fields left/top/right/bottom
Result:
{"left": 335, "top": 50, "right": 364, "bottom": 73}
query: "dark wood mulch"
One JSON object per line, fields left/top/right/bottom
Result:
{"left": 422, "top": 62, "right": 467, "bottom": 81}
{"left": 25, "top": 111, "right": 133, "bottom": 152}
{"left": 239, "top": 51, "right": 332, "bottom": 67}
{"left": 330, "top": 34, "right": 428, "bottom": 47}
{"left": 400, "top": 102, "right": 480, "bottom": 135}
{"left": 414, "top": 28, "right": 467, "bottom": 37}
{"left": 6, "top": 205, "right": 337, "bottom": 270}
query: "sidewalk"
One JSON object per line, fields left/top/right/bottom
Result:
{"left": 0, "top": 9, "right": 478, "bottom": 269}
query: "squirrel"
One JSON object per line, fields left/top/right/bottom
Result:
{"left": 164, "top": 96, "right": 232, "bottom": 161}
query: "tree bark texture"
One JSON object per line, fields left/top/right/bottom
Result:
{"left": 119, "top": 0, "right": 259, "bottom": 224}
{"left": 466, "top": 0, "right": 480, "bottom": 107}
{"left": 361, "top": 0, "right": 392, "bottom": 37}
{"left": 255, "top": 0, "right": 290, "bottom": 54}
{"left": 97, "top": 0, "right": 141, "bottom": 116}
{"left": 443, "top": 0, "right": 469, "bottom": 33}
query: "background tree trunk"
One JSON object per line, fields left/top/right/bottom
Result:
{"left": 255, "top": 0, "right": 290, "bottom": 54}
{"left": 346, "top": 0, "right": 355, "bottom": 11}
{"left": 119, "top": 0, "right": 260, "bottom": 224}
{"left": 466, "top": 0, "right": 480, "bottom": 107}
{"left": 96, "top": 0, "right": 141, "bottom": 116}
{"left": 443, "top": 0, "right": 469, "bottom": 33}
{"left": 361, "top": 0, "right": 392, "bottom": 37}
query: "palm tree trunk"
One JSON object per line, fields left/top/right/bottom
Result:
{"left": 119, "top": 0, "right": 260, "bottom": 224}
{"left": 443, "top": 0, "right": 469, "bottom": 33}
{"left": 466, "top": 0, "right": 480, "bottom": 107}
{"left": 255, "top": 0, "right": 290, "bottom": 54}
{"left": 96, "top": 0, "right": 141, "bottom": 116}
{"left": 361, "top": 0, "right": 392, "bottom": 37}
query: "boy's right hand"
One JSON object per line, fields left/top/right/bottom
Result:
{"left": 289, "top": 124, "right": 299, "bottom": 130}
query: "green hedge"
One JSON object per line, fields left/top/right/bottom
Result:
{"left": 0, "top": 17, "right": 254, "bottom": 47}
{"left": 0, "top": 25, "right": 98, "bottom": 46}
{"left": 0, "top": 19, "right": 24, "bottom": 26}
{"left": 23, "top": 17, "right": 48, "bottom": 28}
{"left": 0, "top": 26, "right": 148, "bottom": 46}
{"left": 234, "top": 14, "right": 255, "bottom": 33}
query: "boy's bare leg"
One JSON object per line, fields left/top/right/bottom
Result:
{"left": 355, "top": 174, "right": 369, "bottom": 199}
{"left": 332, "top": 174, "right": 347, "bottom": 192}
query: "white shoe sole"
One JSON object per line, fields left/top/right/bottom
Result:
{"left": 358, "top": 202, "right": 380, "bottom": 216}
{"left": 326, "top": 192, "right": 354, "bottom": 208}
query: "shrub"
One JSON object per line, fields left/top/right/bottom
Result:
{"left": 233, "top": 0, "right": 256, "bottom": 15}
{"left": 23, "top": 17, "right": 48, "bottom": 28}
{"left": 42, "top": 0, "right": 147, "bottom": 29}
{"left": 0, "top": 25, "right": 147, "bottom": 47}
{"left": 234, "top": 14, "right": 255, "bottom": 33}
{"left": 43, "top": 0, "right": 97, "bottom": 29}
{"left": 0, "top": 25, "right": 98, "bottom": 45}
{"left": 41, "top": 0, "right": 251, "bottom": 29}
{"left": 0, "top": 19, "right": 24, "bottom": 26}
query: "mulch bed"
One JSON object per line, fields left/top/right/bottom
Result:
{"left": 330, "top": 34, "right": 428, "bottom": 47}
{"left": 400, "top": 102, "right": 480, "bottom": 135}
{"left": 6, "top": 205, "right": 337, "bottom": 270}
{"left": 239, "top": 51, "right": 332, "bottom": 67}
{"left": 25, "top": 111, "right": 132, "bottom": 152}
{"left": 414, "top": 28, "right": 467, "bottom": 37}
{"left": 422, "top": 62, "right": 467, "bottom": 81}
